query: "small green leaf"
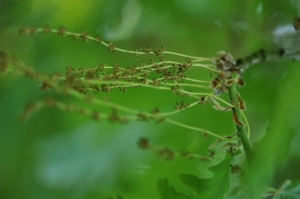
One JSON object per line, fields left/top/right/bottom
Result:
{"left": 157, "top": 178, "right": 193, "bottom": 199}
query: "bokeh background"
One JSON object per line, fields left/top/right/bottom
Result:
{"left": 1, "top": 0, "right": 300, "bottom": 198}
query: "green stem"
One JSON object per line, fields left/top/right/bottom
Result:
{"left": 228, "top": 82, "right": 253, "bottom": 160}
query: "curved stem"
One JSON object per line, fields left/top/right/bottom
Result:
{"left": 34, "top": 28, "right": 210, "bottom": 61}
{"left": 164, "top": 118, "right": 235, "bottom": 140}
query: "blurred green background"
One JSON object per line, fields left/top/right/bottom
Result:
{"left": 1, "top": 0, "right": 300, "bottom": 198}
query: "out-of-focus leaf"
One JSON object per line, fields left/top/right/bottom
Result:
{"left": 106, "top": 194, "right": 127, "bottom": 199}
{"left": 179, "top": 153, "right": 240, "bottom": 199}
{"left": 157, "top": 178, "right": 193, "bottom": 199}
{"left": 117, "top": 195, "right": 125, "bottom": 199}
{"left": 245, "top": 61, "right": 300, "bottom": 199}
{"left": 263, "top": 179, "right": 300, "bottom": 199}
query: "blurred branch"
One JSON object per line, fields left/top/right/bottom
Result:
{"left": 236, "top": 49, "right": 300, "bottom": 73}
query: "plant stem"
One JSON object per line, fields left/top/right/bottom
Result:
{"left": 228, "top": 82, "right": 253, "bottom": 160}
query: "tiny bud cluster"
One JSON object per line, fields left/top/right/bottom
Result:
{"left": 211, "top": 51, "right": 247, "bottom": 101}
{"left": 137, "top": 138, "right": 217, "bottom": 162}
{"left": 214, "top": 51, "right": 236, "bottom": 72}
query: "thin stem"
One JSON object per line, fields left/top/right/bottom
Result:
{"left": 35, "top": 28, "right": 210, "bottom": 61}
{"left": 67, "top": 89, "right": 198, "bottom": 118}
{"left": 192, "top": 63, "right": 220, "bottom": 73}
{"left": 164, "top": 82, "right": 210, "bottom": 89}
{"left": 179, "top": 90, "right": 234, "bottom": 107}
{"left": 163, "top": 51, "right": 211, "bottom": 61}
{"left": 69, "top": 89, "right": 139, "bottom": 114}
{"left": 73, "top": 78, "right": 210, "bottom": 91}
{"left": 158, "top": 101, "right": 199, "bottom": 117}
{"left": 165, "top": 118, "right": 236, "bottom": 140}
{"left": 184, "top": 78, "right": 211, "bottom": 84}
{"left": 241, "top": 111, "right": 250, "bottom": 137}
{"left": 135, "top": 61, "right": 181, "bottom": 70}
{"left": 67, "top": 88, "right": 236, "bottom": 140}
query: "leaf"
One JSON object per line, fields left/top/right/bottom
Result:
{"left": 157, "top": 178, "right": 193, "bottom": 199}
{"left": 106, "top": 194, "right": 126, "bottom": 199}
{"left": 263, "top": 179, "right": 300, "bottom": 199}
{"left": 179, "top": 154, "right": 239, "bottom": 199}
{"left": 117, "top": 195, "right": 125, "bottom": 199}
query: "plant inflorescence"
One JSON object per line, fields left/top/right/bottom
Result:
{"left": 3, "top": 25, "right": 244, "bottom": 143}
{"left": 1, "top": 24, "right": 250, "bottom": 172}
{"left": 5, "top": 24, "right": 298, "bottom": 199}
